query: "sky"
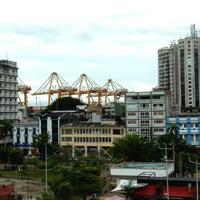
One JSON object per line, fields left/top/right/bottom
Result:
{"left": 1, "top": 0, "right": 200, "bottom": 105}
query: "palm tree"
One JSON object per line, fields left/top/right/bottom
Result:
{"left": 167, "top": 124, "right": 179, "bottom": 144}
{"left": 0, "top": 120, "right": 13, "bottom": 147}
{"left": 167, "top": 124, "right": 179, "bottom": 162}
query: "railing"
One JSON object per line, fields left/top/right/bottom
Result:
{"left": 137, "top": 171, "right": 156, "bottom": 178}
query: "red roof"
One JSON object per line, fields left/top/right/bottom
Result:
{"left": 0, "top": 184, "right": 14, "bottom": 198}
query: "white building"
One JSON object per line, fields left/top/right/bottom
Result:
{"left": 0, "top": 60, "right": 18, "bottom": 120}
{"left": 12, "top": 121, "right": 39, "bottom": 147}
{"left": 158, "top": 25, "right": 200, "bottom": 113}
{"left": 110, "top": 162, "right": 174, "bottom": 191}
{"left": 125, "top": 91, "right": 168, "bottom": 139}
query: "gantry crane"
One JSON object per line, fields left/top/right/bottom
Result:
{"left": 17, "top": 78, "right": 32, "bottom": 109}
{"left": 32, "top": 72, "right": 76, "bottom": 105}
{"left": 72, "top": 74, "right": 106, "bottom": 105}
{"left": 100, "top": 79, "right": 128, "bottom": 104}
{"left": 32, "top": 72, "right": 128, "bottom": 107}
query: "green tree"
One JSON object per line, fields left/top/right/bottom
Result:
{"left": 158, "top": 124, "right": 196, "bottom": 175}
{"left": 40, "top": 192, "right": 55, "bottom": 200}
{"left": 10, "top": 148, "right": 24, "bottom": 166}
{"left": 0, "top": 120, "right": 13, "bottom": 147}
{"left": 158, "top": 124, "right": 179, "bottom": 148}
{"left": 48, "top": 162, "right": 104, "bottom": 200}
{"left": 46, "top": 97, "right": 84, "bottom": 111}
{"left": 33, "top": 132, "right": 50, "bottom": 159}
{"left": 48, "top": 168, "right": 72, "bottom": 200}
{"left": 70, "top": 165, "right": 104, "bottom": 194}
{"left": 111, "top": 134, "right": 163, "bottom": 162}
{"left": 0, "top": 147, "right": 10, "bottom": 167}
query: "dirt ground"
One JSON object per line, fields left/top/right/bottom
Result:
{"left": 0, "top": 177, "right": 45, "bottom": 199}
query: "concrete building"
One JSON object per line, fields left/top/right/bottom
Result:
{"left": 111, "top": 162, "right": 174, "bottom": 181}
{"left": 12, "top": 120, "right": 39, "bottom": 147}
{"left": 0, "top": 60, "right": 18, "bottom": 120}
{"left": 158, "top": 25, "right": 200, "bottom": 114}
{"left": 39, "top": 112, "right": 78, "bottom": 144}
{"left": 158, "top": 43, "right": 179, "bottom": 111}
{"left": 166, "top": 115, "right": 200, "bottom": 146}
{"left": 125, "top": 91, "right": 168, "bottom": 139}
{"left": 60, "top": 123, "right": 125, "bottom": 157}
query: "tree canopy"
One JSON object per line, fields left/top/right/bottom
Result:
{"left": 0, "top": 120, "right": 13, "bottom": 146}
{"left": 48, "top": 162, "right": 104, "bottom": 200}
{"left": 33, "top": 132, "right": 50, "bottom": 157}
{"left": 111, "top": 134, "right": 163, "bottom": 162}
{"left": 46, "top": 97, "right": 84, "bottom": 111}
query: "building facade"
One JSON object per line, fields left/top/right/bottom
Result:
{"left": 166, "top": 115, "right": 200, "bottom": 146}
{"left": 125, "top": 91, "right": 168, "bottom": 139}
{"left": 158, "top": 25, "right": 200, "bottom": 114}
{"left": 12, "top": 121, "right": 39, "bottom": 147}
{"left": 60, "top": 123, "right": 125, "bottom": 157}
{"left": 0, "top": 60, "right": 18, "bottom": 120}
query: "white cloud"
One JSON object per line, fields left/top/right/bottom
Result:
{"left": 1, "top": 0, "right": 200, "bottom": 105}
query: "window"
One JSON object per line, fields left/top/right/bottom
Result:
{"left": 113, "top": 129, "right": 120, "bottom": 135}
{"left": 64, "top": 137, "right": 72, "bottom": 142}
{"left": 25, "top": 128, "right": 28, "bottom": 136}
{"left": 140, "top": 120, "right": 149, "bottom": 126}
{"left": 127, "top": 119, "right": 137, "bottom": 124}
{"left": 154, "top": 120, "right": 163, "bottom": 124}
{"left": 154, "top": 128, "right": 164, "bottom": 132}
{"left": 32, "top": 128, "right": 36, "bottom": 135}
{"left": 65, "top": 129, "right": 73, "bottom": 134}
{"left": 17, "top": 128, "right": 20, "bottom": 135}
{"left": 127, "top": 112, "right": 136, "bottom": 116}
{"left": 139, "top": 96, "right": 150, "bottom": 100}
{"left": 140, "top": 112, "right": 149, "bottom": 118}
{"left": 140, "top": 103, "right": 149, "bottom": 108}
{"left": 140, "top": 128, "right": 150, "bottom": 135}
{"left": 17, "top": 136, "right": 20, "bottom": 144}
{"left": 24, "top": 136, "right": 28, "bottom": 144}
{"left": 153, "top": 111, "right": 163, "bottom": 116}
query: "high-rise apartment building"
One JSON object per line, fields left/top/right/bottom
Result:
{"left": 0, "top": 60, "right": 18, "bottom": 120}
{"left": 158, "top": 25, "right": 200, "bottom": 113}
{"left": 125, "top": 91, "right": 168, "bottom": 140}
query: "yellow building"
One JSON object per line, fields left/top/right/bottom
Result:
{"left": 60, "top": 123, "right": 125, "bottom": 158}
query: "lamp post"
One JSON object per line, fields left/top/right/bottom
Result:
{"left": 189, "top": 156, "right": 200, "bottom": 200}
{"left": 45, "top": 143, "right": 48, "bottom": 193}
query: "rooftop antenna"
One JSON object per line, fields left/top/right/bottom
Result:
{"left": 191, "top": 24, "right": 196, "bottom": 38}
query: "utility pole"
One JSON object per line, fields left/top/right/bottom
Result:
{"left": 45, "top": 143, "right": 48, "bottom": 193}
{"left": 160, "top": 144, "right": 173, "bottom": 200}
{"left": 189, "top": 156, "right": 200, "bottom": 200}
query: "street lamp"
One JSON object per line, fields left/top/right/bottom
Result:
{"left": 189, "top": 155, "right": 200, "bottom": 200}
